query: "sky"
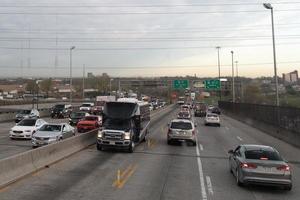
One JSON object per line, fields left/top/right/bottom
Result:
{"left": 0, "top": 0, "right": 300, "bottom": 78}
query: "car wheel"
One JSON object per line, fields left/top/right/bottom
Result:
{"left": 191, "top": 141, "right": 196, "bottom": 146}
{"left": 97, "top": 143, "right": 103, "bottom": 151}
{"left": 284, "top": 185, "right": 292, "bottom": 191}
{"left": 128, "top": 141, "right": 134, "bottom": 153}
{"left": 236, "top": 169, "right": 243, "bottom": 187}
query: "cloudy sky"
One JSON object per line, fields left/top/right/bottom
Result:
{"left": 0, "top": 0, "right": 300, "bottom": 78}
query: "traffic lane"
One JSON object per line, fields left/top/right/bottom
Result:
{"left": 0, "top": 117, "right": 70, "bottom": 159}
{"left": 0, "top": 107, "right": 202, "bottom": 200}
{"left": 194, "top": 115, "right": 299, "bottom": 200}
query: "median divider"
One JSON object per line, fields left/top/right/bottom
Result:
{"left": 0, "top": 104, "right": 175, "bottom": 188}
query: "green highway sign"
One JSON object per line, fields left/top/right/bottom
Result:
{"left": 173, "top": 80, "right": 189, "bottom": 89}
{"left": 204, "top": 79, "right": 221, "bottom": 90}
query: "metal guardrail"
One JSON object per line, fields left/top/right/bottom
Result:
{"left": 219, "top": 101, "right": 300, "bottom": 134}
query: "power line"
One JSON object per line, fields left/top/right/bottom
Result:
{"left": 0, "top": 42, "right": 299, "bottom": 51}
{"left": 1, "top": 9, "right": 300, "bottom": 15}
{"left": 0, "top": 2, "right": 299, "bottom": 7}
{"left": 1, "top": 60, "right": 300, "bottom": 70}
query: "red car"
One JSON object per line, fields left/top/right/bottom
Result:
{"left": 77, "top": 115, "right": 102, "bottom": 133}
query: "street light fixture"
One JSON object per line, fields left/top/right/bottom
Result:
{"left": 69, "top": 46, "right": 75, "bottom": 104}
{"left": 263, "top": 3, "right": 279, "bottom": 106}
{"left": 216, "top": 46, "right": 221, "bottom": 100}
{"left": 231, "top": 51, "right": 235, "bottom": 103}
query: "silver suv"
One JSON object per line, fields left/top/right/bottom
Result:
{"left": 167, "top": 119, "right": 196, "bottom": 146}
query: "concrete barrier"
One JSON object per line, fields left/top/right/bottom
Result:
{"left": 0, "top": 129, "right": 97, "bottom": 188}
{"left": 0, "top": 104, "right": 175, "bottom": 188}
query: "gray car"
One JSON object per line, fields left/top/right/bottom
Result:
{"left": 32, "top": 123, "right": 75, "bottom": 148}
{"left": 15, "top": 109, "right": 40, "bottom": 123}
{"left": 228, "top": 144, "right": 292, "bottom": 190}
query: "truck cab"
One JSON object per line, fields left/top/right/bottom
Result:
{"left": 97, "top": 98, "right": 150, "bottom": 153}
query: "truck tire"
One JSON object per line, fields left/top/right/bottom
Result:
{"left": 97, "top": 143, "right": 103, "bottom": 151}
{"left": 128, "top": 142, "right": 135, "bottom": 153}
{"left": 142, "top": 129, "right": 148, "bottom": 142}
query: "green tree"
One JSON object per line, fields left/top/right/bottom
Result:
{"left": 244, "top": 84, "right": 266, "bottom": 104}
{"left": 40, "top": 78, "right": 53, "bottom": 97}
{"left": 25, "top": 80, "right": 37, "bottom": 94}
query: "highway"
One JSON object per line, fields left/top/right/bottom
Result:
{"left": 0, "top": 107, "right": 299, "bottom": 200}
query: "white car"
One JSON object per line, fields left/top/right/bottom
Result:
{"left": 204, "top": 113, "right": 220, "bottom": 126}
{"left": 79, "top": 103, "right": 95, "bottom": 112}
{"left": 15, "top": 109, "right": 40, "bottom": 123}
{"left": 9, "top": 118, "right": 47, "bottom": 139}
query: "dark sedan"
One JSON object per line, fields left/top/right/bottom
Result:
{"left": 228, "top": 144, "right": 292, "bottom": 190}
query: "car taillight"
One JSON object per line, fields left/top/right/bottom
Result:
{"left": 192, "top": 130, "right": 195, "bottom": 135}
{"left": 277, "top": 165, "right": 290, "bottom": 171}
{"left": 240, "top": 163, "right": 257, "bottom": 169}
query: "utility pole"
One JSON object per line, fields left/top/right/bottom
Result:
{"left": 263, "top": 3, "right": 279, "bottom": 106}
{"left": 82, "top": 64, "right": 85, "bottom": 100}
{"left": 231, "top": 51, "right": 235, "bottom": 103}
{"left": 216, "top": 46, "right": 221, "bottom": 100}
{"left": 69, "top": 46, "right": 75, "bottom": 104}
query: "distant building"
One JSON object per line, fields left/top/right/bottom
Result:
{"left": 282, "top": 70, "right": 298, "bottom": 84}
{"left": 87, "top": 73, "right": 95, "bottom": 78}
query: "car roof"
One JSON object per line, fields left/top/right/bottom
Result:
{"left": 242, "top": 144, "right": 275, "bottom": 151}
{"left": 171, "top": 119, "right": 193, "bottom": 123}
{"left": 43, "top": 123, "right": 64, "bottom": 126}
{"left": 207, "top": 113, "right": 218, "bottom": 116}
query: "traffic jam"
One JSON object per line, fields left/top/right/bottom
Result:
{"left": 7, "top": 94, "right": 293, "bottom": 191}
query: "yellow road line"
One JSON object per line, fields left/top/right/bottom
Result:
{"left": 113, "top": 164, "right": 138, "bottom": 188}
{"left": 116, "top": 164, "right": 138, "bottom": 189}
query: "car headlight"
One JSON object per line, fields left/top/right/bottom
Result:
{"left": 97, "top": 131, "right": 103, "bottom": 138}
{"left": 124, "top": 132, "right": 130, "bottom": 140}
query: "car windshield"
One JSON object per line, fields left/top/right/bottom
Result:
{"left": 103, "top": 119, "right": 131, "bottom": 131}
{"left": 171, "top": 122, "right": 192, "bottom": 130}
{"left": 83, "top": 116, "right": 98, "bottom": 121}
{"left": 81, "top": 104, "right": 92, "bottom": 107}
{"left": 178, "top": 112, "right": 190, "bottom": 117}
{"left": 18, "top": 110, "right": 31, "bottom": 114}
{"left": 71, "top": 112, "right": 85, "bottom": 118}
{"left": 245, "top": 149, "right": 283, "bottom": 161}
{"left": 18, "top": 119, "right": 36, "bottom": 126}
{"left": 54, "top": 105, "right": 64, "bottom": 109}
{"left": 207, "top": 114, "right": 217, "bottom": 118}
{"left": 39, "top": 125, "right": 61, "bottom": 132}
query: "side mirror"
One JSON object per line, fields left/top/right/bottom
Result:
{"left": 167, "top": 123, "right": 170, "bottom": 127}
{"left": 228, "top": 149, "right": 234, "bottom": 154}
{"left": 194, "top": 123, "right": 198, "bottom": 127}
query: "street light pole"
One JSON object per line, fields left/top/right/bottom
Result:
{"left": 69, "top": 46, "right": 75, "bottom": 104}
{"left": 82, "top": 64, "right": 85, "bottom": 100}
{"left": 231, "top": 51, "right": 235, "bottom": 103}
{"left": 235, "top": 61, "right": 239, "bottom": 78}
{"left": 263, "top": 3, "right": 279, "bottom": 106}
{"left": 216, "top": 46, "right": 221, "bottom": 100}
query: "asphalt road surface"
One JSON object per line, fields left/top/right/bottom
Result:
{"left": 0, "top": 108, "right": 299, "bottom": 200}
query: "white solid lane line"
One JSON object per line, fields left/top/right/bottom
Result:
{"left": 237, "top": 136, "right": 243, "bottom": 141}
{"left": 200, "top": 144, "right": 204, "bottom": 151}
{"left": 206, "top": 176, "right": 214, "bottom": 196}
{"left": 196, "top": 137, "right": 208, "bottom": 200}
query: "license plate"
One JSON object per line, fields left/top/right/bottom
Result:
{"left": 264, "top": 167, "right": 275, "bottom": 173}
{"left": 110, "top": 141, "right": 115, "bottom": 145}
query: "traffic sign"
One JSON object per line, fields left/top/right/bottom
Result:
{"left": 173, "top": 80, "right": 189, "bottom": 89}
{"left": 204, "top": 79, "right": 220, "bottom": 90}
